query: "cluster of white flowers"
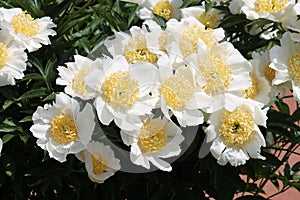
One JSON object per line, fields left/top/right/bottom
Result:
{"left": 0, "top": 7, "right": 56, "bottom": 86}
{"left": 29, "top": 0, "right": 300, "bottom": 184}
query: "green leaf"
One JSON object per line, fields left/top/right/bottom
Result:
{"left": 275, "top": 100, "right": 290, "bottom": 115}
{"left": 0, "top": 124, "right": 17, "bottom": 133}
{"left": 284, "top": 163, "right": 292, "bottom": 179}
{"left": 28, "top": 55, "right": 45, "bottom": 76}
{"left": 292, "top": 161, "right": 300, "bottom": 172}
{"left": 1, "top": 100, "right": 15, "bottom": 111}
{"left": 42, "top": 93, "right": 56, "bottom": 102}
{"left": 2, "top": 134, "right": 16, "bottom": 143}
{"left": 19, "top": 116, "right": 32, "bottom": 123}
{"left": 17, "top": 88, "right": 48, "bottom": 101}
{"left": 21, "top": 73, "right": 44, "bottom": 81}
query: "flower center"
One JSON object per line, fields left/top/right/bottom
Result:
{"left": 138, "top": 120, "right": 167, "bottom": 153}
{"left": 255, "top": 0, "right": 288, "bottom": 14}
{"left": 201, "top": 56, "right": 232, "bottom": 95}
{"left": 220, "top": 108, "right": 255, "bottom": 147}
{"left": 102, "top": 71, "right": 140, "bottom": 109}
{"left": 50, "top": 114, "right": 78, "bottom": 144}
{"left": 92, "top": 153, "right": 107, "bottom": 174}
{"left": 288, "top": 53, "right": 300, "bottom": 85}
{"left": 197, "top": 12, "right": 220, "bottom": 29}
{"left": 0, "top": 42, "right": 9, "bottom": 69}
{"left": 243, "top": 76, "right": 259, "bottom": 99}
{"left": 160, "top": 74, "right": 194, "bottom": 110}
{"left": 180, "top": 25, "right": 216, "bottom": 57}
{"left": 11, "top": 12, "right": 40, "bottom": 37}
{"left": 72, "top": 68, "right": 92, "bottom": 96}
{"left": 152, "top": 0, "right": 173, "bottom": 20}
{"left": 264, "top": 64, "right": 275, "bottom": 83}
{"left": 124, "top": 35, "right": 158, "bottom": 64}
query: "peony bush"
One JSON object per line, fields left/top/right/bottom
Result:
{"left": 0, "top": 0, "right": 300, "bottom": 199}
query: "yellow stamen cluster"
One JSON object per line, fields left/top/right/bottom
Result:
{"left": 102, "top": 71, "right": 140, "bottom": 109}
{"left": 220, "top": 108, "right": 255, "bottom": 147}
{"left": 160, "top": 74, "right": 194, "bottom": 110}
{"left": 0, "top": 42, "right": 8, "bottom": 69}
{"left": 153, "top": 0, "right": 173, "bottom": 20}
{"left": 11, "top": 11, "right": 40, "bottom": 37}
{"left": 138, "top": 120, "right": 167, "bottom": 153}
{"left": 288, "top": 53, "right": 300, "bottom": 85}
{"left": 201, "top": 56, "right": 232, "bottom": 95}
{"left": 72, "top": 68, "right": 92, "bottom": 95}
{"left": 244, "top": 76, "right": 259, "bottom": 99}
{"left": 197, "top": 12, "right": 220, "bottom": 29}
{"left": 255, "top": 0, "right": 287, "bottom": 14}
{"left": 124, "top": 35, "right": 158, "bottom": 64}
{"left": 50, "top": 114, "right": 78, "bottom": 144}
{"left": 180, "top": 25, "right": 216, "bottom": 57}
{"left": 92, "top": 153, "right": 107, "bottom": 174}
{"left": 264, "top": 64, "right": 276, "bottom": 83}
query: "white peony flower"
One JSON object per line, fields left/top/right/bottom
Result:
{"left": 165, "top": 17, "right": 225, "bottom": 59}
{"left": 157, "top": 54, "right": 205, "bottom": 127}
{"left": 0, "top": 7, "right": 56, "bottom": 52}
{"left": 121, "top": 116, "right": 184, "bottom": 171}
{"left": 229, "top": 0, "right": 295, "bottom": 21}
{"left": 76, "top": 141, "right": 120, "bottom": 184}
{"left": 249, "top": 50, "right": 284, "bottom": 106}
{"left": 0, "top": 29, "right": 27, "bottom": 86}
{"left": 56, "top": 55, "right": 101, "bottom": 100}
{"left": 269, "top": 32, "right": 300, "bottom": 102}
{"left": 104, "top": 22, "right": 163, "bottom": 64}
{"left": 121, "top": 0, "right": 182, "bottom": 20}
{"left": 30, "top": 93, "right": 95, "bottom": 162}
{"left": 205, "top": 93, "right": 268, "bottom": 167}
{"left": 85, "top": 56, "right": 159, "bottom": 131}
{"left": 181, "top": 5, "right": 224, "bottom": 29}
{"left": 281, "top": 3, "right": 300, "bottom": 41}
{"left": 186, "top": 41, "right": 252, "bottom": 113}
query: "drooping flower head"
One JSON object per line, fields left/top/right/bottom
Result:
{"left": 76, "top": 141, "right": 121, "bottom": 184}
